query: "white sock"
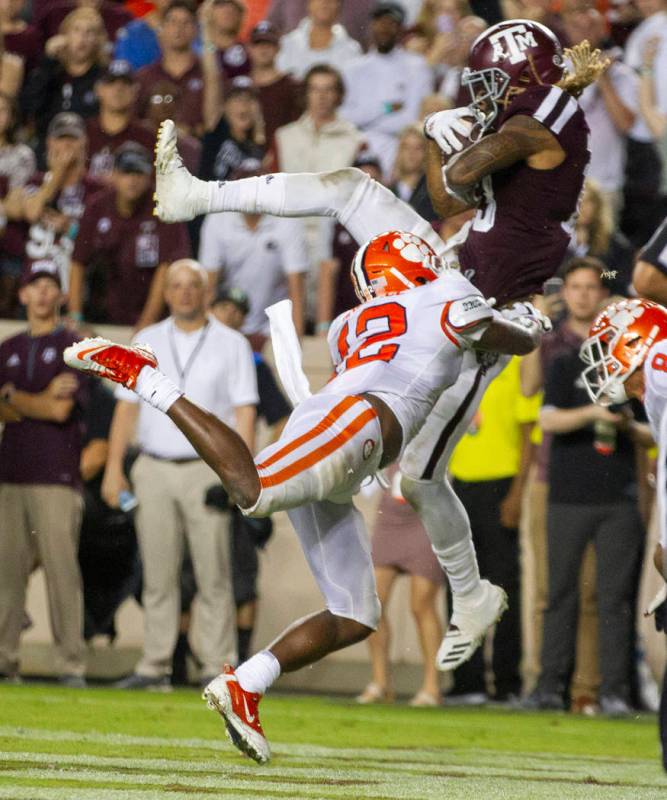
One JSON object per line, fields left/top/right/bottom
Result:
{"left": 235, "top": 650, "right": 281, "bottom": 695}
{"left": 401, "top": 476, "right": 482, "bottom": 597}
{"left": 207, "top": 173, "right": 287, "bottom": 216}
{"left": 434, "top": 538, "right": 483, "bottom": 599}
{"left": 134, "top": 366, "right": 182, "bottom": 413}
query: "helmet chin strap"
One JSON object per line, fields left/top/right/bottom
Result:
{"left": 468, "top": 106, "right": 489, "bottom": 143}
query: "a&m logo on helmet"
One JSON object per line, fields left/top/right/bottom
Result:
{"left": 489, "top": 23, "right": 538, "bottom": 65}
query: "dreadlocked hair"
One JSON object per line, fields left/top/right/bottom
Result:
{"left": 556, "top": 40, "right": 610, "bottom": 98}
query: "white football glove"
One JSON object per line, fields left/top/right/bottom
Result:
{"left": 423, "top": 108, "right": 475, "bottom": 155}
{"left": 500, "top": 301, "right": 553, "bottom": 334}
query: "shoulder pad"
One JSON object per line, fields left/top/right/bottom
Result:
{"left": 446, "top": 295, "right": 494, "bottom": 332}
{"left": 502, "top": 85, "right": 580, "bottom": 136}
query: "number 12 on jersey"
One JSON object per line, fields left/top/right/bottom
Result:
{"left": 337, "top": 302, "right": 408, "bottom": 370}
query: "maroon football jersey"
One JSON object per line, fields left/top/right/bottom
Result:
{"left": 458, "top": 84, "right": 590, "bottom": 305}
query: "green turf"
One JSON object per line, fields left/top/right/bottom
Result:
{"left": 0, "top": 684, "right": 665, "bottom": 799}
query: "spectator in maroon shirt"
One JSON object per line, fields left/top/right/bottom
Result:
{"left": 4, "top": 112, "right": 104, "bottom": 295}
{"left": 0, "top": 90, "right": 36, "bottom": 318}
{"left": 87, "top": 59, "right": 155, "bottom": 181}
{"left": 1, "top": 0, "right": 43, "bottom": 75}
{"left": 69, "top": 141, "right": 191, "bottom": 328}
{"left": 142, "top": 78, "right": 202, "bottom": 175}
{"left": 136, "top": 1, "right": 218, "bottom": 136}
{"left": 0, "top": 28, "right": 24, "bottom": 101}
{"left": 23, "top": 7, "right": 109, "bottom": 162}
{"left": 200, "top": 76, "right": 265, "bottom": 182}
{"left": 201, "top": 0, "right": 251, "bottom": 82}
{"left": 35, "top": 0, "right": 132, "bottom": 43}
{"left": 0, "top": 260, "right": 88, "bottom": 686}
{"left": 248, "top": 20, "right": 301, "bottom": 143}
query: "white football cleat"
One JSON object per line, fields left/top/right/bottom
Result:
{"left": 154, "top": 119, "right": 210, "bottom": 222}
{"left": 436, "top": 579, "right": 508, "bottom": 671}
{"left": 203, "top": 665, "right": 271, "bottom": 765}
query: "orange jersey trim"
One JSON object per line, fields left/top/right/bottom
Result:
{"left": 440, "top": 302, "right": 461, "bottom": 349}
{"left": 259, "top": 407, "right": 378, "bottom": 489}
{"left": 256, "top": 396, "right": 363, "bottom": 471}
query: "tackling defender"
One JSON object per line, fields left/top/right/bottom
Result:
{"left": 151, "top": 19, "right": 604, "bottom": 671}
{"left": 579, "top": 298, "right": 667, "bottom": 769}
{"left": 65, "top": 231, "right": 546, "bottom": 763}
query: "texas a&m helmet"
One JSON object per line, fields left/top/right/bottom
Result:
{"left": 350, "top": 231, "right": 441, "bottom": 303}
{"left": 580, "top": 299, "right": 667, "bottom": 405}
{"left": 462, "top": 19, "right": 565, "bottom": 139}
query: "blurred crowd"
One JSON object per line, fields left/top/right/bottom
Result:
{"left": 0, "top": 0, "right": 667, "bottom": 714}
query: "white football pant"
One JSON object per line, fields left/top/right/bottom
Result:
{"left": 242, "top": 392, "right": 383, "bottom": 630}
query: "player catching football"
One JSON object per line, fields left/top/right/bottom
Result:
{"left": 151, "top": 21, "right": 607, "bottom": 674}
{"left": 65, "top": 232, "right": 548, "bottom": 763}
{"left": 579, "top": 298, "right": 667, "bottom": 770}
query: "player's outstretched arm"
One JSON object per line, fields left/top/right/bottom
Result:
{"left": 475, "top": 315, "right": 543, "bottom": 356}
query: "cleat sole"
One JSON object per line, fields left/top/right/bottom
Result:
{"left": 202, "top": 687, "right": 270, "bottom": 765}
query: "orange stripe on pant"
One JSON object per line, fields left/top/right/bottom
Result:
{"left": 256, "top": 395, "right": 363, "bottom": 471}
{"left": 258, "top": 408, "right": 378, "bottom": 489}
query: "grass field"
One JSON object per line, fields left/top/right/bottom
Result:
{"left": 0, "top": 684, "right": 666, "bottom": 800}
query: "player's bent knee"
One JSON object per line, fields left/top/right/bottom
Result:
{"left": 332, "top": 613, "right": 376, "bottom": 646}
{"left": 400, "top": 473, "right": 438, "bottom": 508}
{"left": 330, "top": 593, "right": 381, "bottom": 635}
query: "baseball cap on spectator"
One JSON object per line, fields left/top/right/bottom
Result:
{"left": 213, "top": 286, "right": 250, "bottom": 315}
{"left": 250, "top": 20, "right": 280, "bottom": 45}
{"left": 114, "top": 142, "right": 153, "bottom": 174}
{"left": 371, "top": 1, "right": 406, "bottom": 24}
{"left": 99, "top": 59, "right": 135, "bottom": 83}
{"left": 353, "top": 153, "right": 383, "bottom": 172}
{"left": 47, "top": 112, "right": 86, "bottom": 139}
{"left": 20, "top": 259, "right": 61, "bottom": 288}
{"left": 226, "top": 75, "right": 257, "bottom": 99}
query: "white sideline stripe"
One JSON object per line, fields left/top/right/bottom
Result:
{"left": 0, "top": 748, "right": 604, "bottom": 778}
{"left": 2, "top": 755, "right": 667, "bottom": 800}
{"left": 0, "top": 725, "right": 657, "bottom": 767}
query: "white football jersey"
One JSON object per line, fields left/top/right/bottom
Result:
{"left": 320, "top": 269, "right": 494, "bottom": 443}
{"left": 643, "top": 340, "right": 667, "bottom": 442}
{"left": 643, "top": 339, "right": 667, "bottom": 548}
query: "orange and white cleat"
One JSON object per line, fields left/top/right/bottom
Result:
{"left": 203, "top": 665, "right": 270, "bottom": 765}
{"left": 64, "top": 337, "right": 157, "bottom": 389}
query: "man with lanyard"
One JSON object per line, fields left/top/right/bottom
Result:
{"left": 101, "top": 258, "right": 258, "bottom": 689}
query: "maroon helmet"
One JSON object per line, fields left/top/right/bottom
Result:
{"left": 461, "top": 19, "right": 565, "bottom": 139}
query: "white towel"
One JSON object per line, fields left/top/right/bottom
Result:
{"left": 266, "top": 300, "right": 312, "bottom": 407}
